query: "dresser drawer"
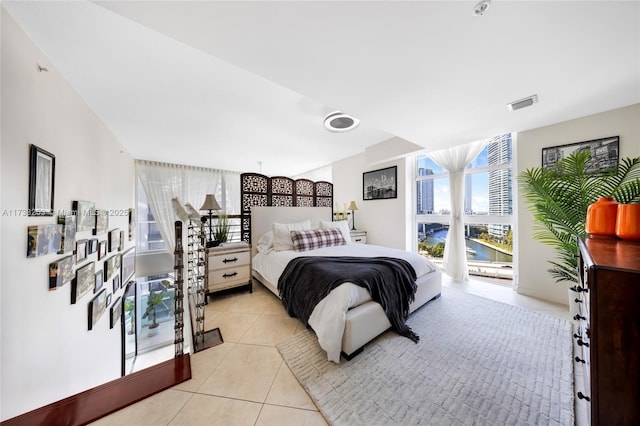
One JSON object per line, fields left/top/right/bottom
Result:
{"left": 208, "top": 250, "right": 250, "bottom": 270}
{"left": 209, "top": 265, "right": 251, "bottom": 287}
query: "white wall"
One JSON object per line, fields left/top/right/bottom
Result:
{"left": 1, "top": 11, "right": 135, "bottom": 420}
{"left": 515, "top": 103, "right": 640, "bottom": 305}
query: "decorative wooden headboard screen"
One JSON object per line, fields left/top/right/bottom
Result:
{"left": 240, "top": 173, "right": 333, "bottom": 243}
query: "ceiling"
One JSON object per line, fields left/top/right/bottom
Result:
{"left": 4, "top": 1, "right": 639, "bottom": 176}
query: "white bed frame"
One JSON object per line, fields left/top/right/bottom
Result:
{"left": 250, "top": 206, "right": 442, "bottom": 359}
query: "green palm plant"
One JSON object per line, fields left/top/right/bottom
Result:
{"left": 518, "top": 150, "right": 640, "bottom": 283}
{"left": 214, "top": 212, "right": 229, "bottom": 243}
{"left": 142, "top": 280, "right": 170, "bottom": 329}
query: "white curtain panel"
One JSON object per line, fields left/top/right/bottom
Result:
{"left": 136, "top": 160, "right": 240, "bottom": 252}
{"left": 430, "top": 140, "right": 487, "bottom": 281}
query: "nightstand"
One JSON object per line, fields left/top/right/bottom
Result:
{"left": 350, "top": 230, "right": 367, "bottom": 244}
{"left": 206, "top": 245, "right": 252, "bottom": 296}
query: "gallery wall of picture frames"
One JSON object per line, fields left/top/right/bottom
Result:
{"left": 25, "top": 183, "right": 136, "bottom": 330}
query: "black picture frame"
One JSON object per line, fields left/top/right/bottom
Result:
{"left": 110, "top": 296, "right": 123, "bottom": 329}
{"left": 542, "top": 136, "right": 619, "bottom": 174}
{"left": 73, "top": 200, "right": 96, "bottom": 232}
{"left": 88, "top": 288, "right": 107, "bottom": 330}
{"left": 94, "top": 270, "right": 104, "bottom": 293}
{"left": 363, "top": 166, "right": 398, "bottom": 200}
{"left": 57, "top": 215, "right": 77, "bottom": 254}
{"left": 71, "top": 261, "right": 95, "bottom": 304}
{"left": 98, "top": 240, "right": 108, "bottom": 260}
{"left": 28, "top": 144, "right": 55, "bottom": 216}
{"left": 93, "top": 210, "right": 109, "bottom": 235}
{"left": 104, "top": 253, "right": 121, "bottom": 282}
{"left": 108, "top": 228, "right": 121, "bottom": 253}
{"left": 49, "top": 255, "right": 74, "bottom": 291}
{"left": 76, "top": 239, "right": 88, "bottom": 262}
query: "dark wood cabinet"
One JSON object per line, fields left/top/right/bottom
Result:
{"left": 575, "top": 237, "right": 640, "bottom": 425}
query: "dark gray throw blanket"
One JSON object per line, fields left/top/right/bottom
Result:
{"left": 277, "top": 256, "right": 420, "bottom": 343}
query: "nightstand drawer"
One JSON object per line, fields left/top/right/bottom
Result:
{"left": 350, "top": 230, "right": 367, "bottom": 244}
{"left": 209, "top": 265, "right": 251, "bottom": 287}
{"left": 208, "top": 251, "right": 250, "bottom": 270}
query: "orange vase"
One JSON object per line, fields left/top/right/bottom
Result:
{"left": 585, "top": 197, "right": 619, "bottom": 237}
{"left": 615, "top": 203, "right": 640, "bottom": 240}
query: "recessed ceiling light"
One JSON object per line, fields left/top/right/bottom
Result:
{"left": 507, "top": 94, "right": 539, "bottom": 111}
{"left": 323, "top": 111, "right": 360, "bottom": 132}
{"left": 472, "top": 0, "right": 491, "bottom": 16}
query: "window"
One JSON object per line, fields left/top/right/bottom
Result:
{"left": 136, "top": 178, "right": 165, "bottom": 252}
{"left": 416, "top": 134, "right": 513, "bottom": 282}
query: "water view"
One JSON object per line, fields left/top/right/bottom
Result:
{"left": 422, "top": 229, "right": 512, "bottom": 263}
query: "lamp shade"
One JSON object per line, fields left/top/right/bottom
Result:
{"left": 200, "top": 194, "right": 221, "bottom": 211}
{"left": 348, "top": 201, "right": 359, "bottom": 211}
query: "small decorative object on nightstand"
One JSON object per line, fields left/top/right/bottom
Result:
{"left": 206, "top": 244, "right": 252, "bottom": 296}
{"left": 350, "top": 230, "right": 367, "bottom": 244}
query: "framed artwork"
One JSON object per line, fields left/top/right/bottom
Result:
{"left": 128, "top": 208, "right": 135, "bottom": 241}
{"left": 542, "top": 136, "right": 619, "bottom": 174}
{"left": 113, "top": 274, "right": 120, "bottom": 293}
{"left": 88, "top": 238, "right": 98, "bottom": 255}
{"left": 121, "top": 246, "right": 135, "bottom": 285}
{"left": 73, "top": 200, "right": 95, "bottom": 232}
{"left": 106, "top": 292, "right": 112, "bottom": 307}
{"left": 93, "top": 210, "right": 108, "bottom": 235}
{"left": 363, "top": 166, "right": 398, "bottom": 200}
{"left": 119, "top": 230, "right": 125, "bottom": 251}
{"left": 98, "top": 240, "right": 108, "bottom": 260}
{"left": 57, "top": 215, "right": 76, "bottom": 254}
{"left": 108, "top": 229, "right": 121, "bottom": 253}
{"left": 28, "top": 144, "right": 55, "bottom": 216}
{"left": 94, "top": 270, "right": 104, "bottom": 293}
{"left": 76, "top": 239, "right": 88, "bottom": 262}
{"left": 27, "top": 224, "right": 62, "bottom": 258}
{"left": 110, "top": 296, "right": 123, "bottom": 329}
{"left": 88, "top": 288, "right": 107, "bottom": 330}
{"left": 71, "top": 261, "right": 95, "bottom": 304}
{"left": 49, "top": 255, "right": 74, "bottom": 290}
{"left": 104, "top": 253, "right": 121, "bottom": 282}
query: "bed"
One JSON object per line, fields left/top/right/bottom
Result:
{"left": 250, "top": 206, "right": 442, "bottom": 363}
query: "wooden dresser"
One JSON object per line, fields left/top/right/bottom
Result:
{"left": 206, "top": 245, "right": 252, "bottom": 297}
{"left": 574, "top": 237, "right": 640, "bottom": 425}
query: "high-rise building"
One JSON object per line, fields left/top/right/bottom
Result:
{"left": 487, "top": 133, "right": 512, "bottom": 238}
{"left": 417, "top": 168, "right": 434, "bottom": 214}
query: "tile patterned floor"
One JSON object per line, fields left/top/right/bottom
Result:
{"left": 92, "top": 276, "right": 585, "bottom": 426}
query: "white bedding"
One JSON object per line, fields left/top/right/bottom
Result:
{"left": 253, "top": 243, "right": 437, "bottom": 362}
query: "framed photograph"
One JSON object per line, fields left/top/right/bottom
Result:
{"left": 106, "top": 292, "right": 112, "bottom": 307}
{"left": 71, "top": 261, "right": 95, "bottom": 304}
{"left": 93, "top": 210, "right": 108, "bottom": 235}
{"left": 94, "top": 270, "right": 104, "bottom": 293}
{"left": 57, "top": 215, "right": 76, "bottom": 254}
{"left": 88, "top": 288, "right": 107, "bottom": 330}
{"left": 363, "top": 166, "right": 398, "bottom": 200}
{"left": 542, "top": 136, "right": 619, "bottom": 174}
{"left": 27, "top": 224, "right": 62, "bottom": 258}
{"left": 110, "top": 296, "right": 123, "bottom": 329}
{"left": 113, "top": 274, "right": 120, "bottom": 293}
{"left": 108, "top": 229, "right": 121, "bottom": 253}
{"left": 98, "top": 240, "right": 108, "bottom": 260}
{"left": 121, "top": 246, "right": 136, "bottom": 285}
{"left": 73, "top": 200, "right": 95, "bottom": 232}
{"left": 76, "top": 239, "right": 88, "bottom": 262}
{"left": 119, "top": 230, "right": 125, "bottom": 251}
{"left": 128, "top": 208, "right": 135, "bottom": 241}
{"left": 28, "top": 144, "right": 55, "bottom": 216}
{"left": 88, "top": 238, "right": 98, "bottom": 255}
{"left": 104, "top": 253, "right": 121, "bottom": 282}
{"left": 49, "top": 255, "right": 74, "bottom": 290}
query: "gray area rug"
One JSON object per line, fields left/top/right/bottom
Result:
{"left": 277, "top": 288, "right": 574, "bottom": 426}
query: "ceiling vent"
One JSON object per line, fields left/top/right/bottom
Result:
{"left": 507, "top": 94, "right": 539, "bottom": 111}
{"left": 472, "top": 0, "right": 491, "bottom": 16}
{"left": 323, "top": 111, "right": 360, "bottom": 132}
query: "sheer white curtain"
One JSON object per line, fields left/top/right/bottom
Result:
{"left": 430, "top": 140, "right": 487, "bottom": 281}
{"left": 136, "top": 160, "right": 237, "bottom": 252}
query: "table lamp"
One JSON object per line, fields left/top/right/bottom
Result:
{"left": 348, "top": 200, "right": 359, "bottom": 230}
{"left": 200, "top": 194, "right": 221, "bottom": 247}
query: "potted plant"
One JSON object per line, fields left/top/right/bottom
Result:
{"left": 124, "top": 297, "right": 136, "bottom": 335}
{"left": 518, "top": 150, "right": 640, "bottom": 283}
{"left": 142, "top": 280, "right": 169, "bottom": 331}
{"left": 214, "top": 212, "right": 230, "bottom": 244}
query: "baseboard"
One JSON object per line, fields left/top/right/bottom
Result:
{"left": 1, "top": 354, "right": 191, "bottom": 426}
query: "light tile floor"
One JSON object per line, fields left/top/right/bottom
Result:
{"left": 93, "top": 276, "right": 586, "bottom": 426}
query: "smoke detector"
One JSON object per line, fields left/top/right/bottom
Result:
{"left": 472, "top": 0, "right": 491, "bottom": 16}
{"left": 323, "top": 111, "right": 360, "bottom": 132}
{"left": 507, "top": 94, "right": 539, "bottom": 111}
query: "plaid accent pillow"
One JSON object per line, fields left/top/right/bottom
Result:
{"left": 291, "top": 228, "right": 346, "bottom": 252}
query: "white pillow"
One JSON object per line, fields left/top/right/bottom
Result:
{"left": 319, "top": 220, "right": 352, "bottom": 243}
{"left": 256, "top": 231, "right": 274, "bottom": 253}
{"left": 272, "top": 220, "right": 311, "bottom": 251}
